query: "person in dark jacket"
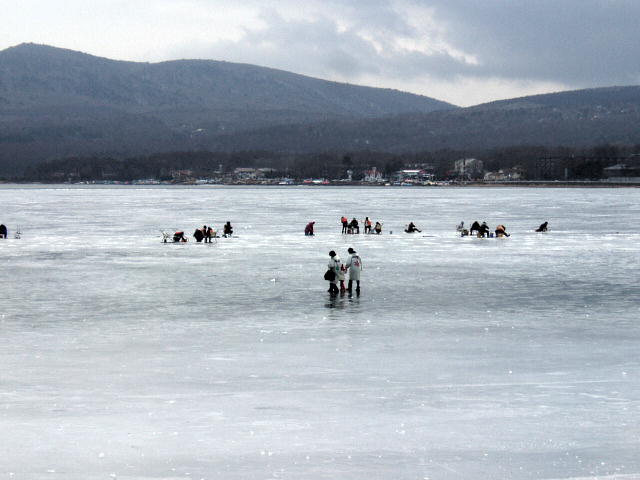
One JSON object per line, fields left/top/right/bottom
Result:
{"left": 0, "top": 224, "right": 7, "bottom": 239}
{"left": 536, "top": 221, "right": 549, "bottom": 232}
{"left": 193, "top": 227, "right": 204, "bottom": 242}
{"left": 469, "top": 221, "right": 481, "bottom": 236}
{"left": 223, "top": 222, "right": 233, "bottom": 237}
{"left": 349, "top": 218, "right": 359, "bottom": 234}
{"left": 405, "top": 222, "right": 421, "bottom": 233}
{"left": 478, "top": 221, "right": 490, "bottom": 238}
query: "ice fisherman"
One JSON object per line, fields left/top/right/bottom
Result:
{"left": 469, "top": 221, "right": 481, "bottom": 236}
{"left": 203, "top": 225, "right": 215, "bottom": 243}
{"left": 341, "top": 216, "right": 349, "bottom": 234}
{"left": 173, "top": 231, "right": 187, "bottom": 242}
{"left": 345, "top": 247, "right": 363, "bottom": 293}
{"left": 374, "top": 221, "right": 383, "bottom": 234}
{"left": 536, "top": 221, "right": 549, "bottom": 232}
{"left": 305, "top": 221, "right": 315, "bottom": 236}
{"left": 223, "top": 221, "right": 233, "bottom": 237}
{"left": 349, "top": 218, "right": 360, "bottom": 234}
{"left": 193, "top": 227, "right": 205, "bottom": 242}
{"left": 478, "top": 221, "right": 490, "bottom": 238}
{"left": 405, "top": 222, "right": 421, "bottom": 233}
{"left": 326, "top": 250, "right": 341, "bottom": 295}
{"left": 495, "top": 224, "right": 510, "bottom": 237}
{"left": 0, "top": 224, "right": 7, "bottom": 239}
{"left": 364, "top": 217, "right": 372, "bottom": 234}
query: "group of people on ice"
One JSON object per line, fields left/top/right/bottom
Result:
{"left": 340, "top": 216, "right": 383, "bottom": 235}
{"left": 457, "top": 221, "right": 510, "bottom": 238}
{"left": 326, "top": 248, "right": 363, "bottom": 295}
{"left": 171, "top": 222, "right": 234, "bottom": 242}
{"left": 457, "top": 220, "right": 549, "bottom": 237}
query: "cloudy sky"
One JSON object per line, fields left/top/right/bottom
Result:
{"left": 2, "top": 0, "right": 639, "bottom": 106}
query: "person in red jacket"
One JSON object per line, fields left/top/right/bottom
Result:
{"left": 305, "top": 221, "right": 315, "bottom": 236}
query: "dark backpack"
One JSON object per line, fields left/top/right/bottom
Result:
{"left": 324, "top": 269, "right": 336, "bottom": 281}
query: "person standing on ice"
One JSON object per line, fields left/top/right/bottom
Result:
{"left": 341, "top": 216, "right": 348, "bottom": 234}
{"left": 327, "top": 250, "right": 341, "bottom": 295}
{"left": 345, "top": 247, "right": 362, "bottom": 293}
{"left": 364, "top": 217, "right": 372, "bottom": 234}
{"left": 305, "top": 221, "right": 315, "bottom": 236}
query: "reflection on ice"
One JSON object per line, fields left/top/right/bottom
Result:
{"left": 1, "top": 185, "right": 639, "bottom": 479}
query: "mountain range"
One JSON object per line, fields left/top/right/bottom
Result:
{"left": 1, "top": 43, "right": 640, "bottom": 174}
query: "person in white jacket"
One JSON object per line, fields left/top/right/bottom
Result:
{"left": 345, "top": 247, "right": 363, "bottom": 293}
{"left": 327, "top": 250, "right": 341, "bottom": 295}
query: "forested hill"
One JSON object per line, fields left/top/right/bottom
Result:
{"left": 207, "top": 86, "right": 640, "bottom": 152}
{"left": 0, "top": 43, "right": 453, "bottom": 173}
{"left": 2, "top": 43, "right": 640, "bottom": 176}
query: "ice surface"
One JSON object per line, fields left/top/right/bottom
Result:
{"left": 1, "top": 185, "right": 639, "bottom": 480}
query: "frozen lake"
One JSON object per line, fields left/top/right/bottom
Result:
{"left": 1, "top": 185, "right": 639, "bottom": 480}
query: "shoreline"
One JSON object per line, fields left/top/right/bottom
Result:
{"left": 1, "top": 181, "right": 639, "bottom": 188}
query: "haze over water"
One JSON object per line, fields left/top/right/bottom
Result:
{"left": 1, "top": 185, "right": 639, "bottom": 480}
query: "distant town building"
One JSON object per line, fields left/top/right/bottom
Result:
{"left": 232, "top": 167, "right": 276, "bottom": 180}
{"left": 363, "top": 166, "right": 384, "bottom": 183}
{"left": 171, "top": 169, "right": 194, "bottom": 182}
{"left": 603, "top": 162, "right": 640, "bottom": 182}
{"left": 484, "top": 167, "right": 525, "bottom": 181}
{"left": 454, "top": 158, "right": 484, "bottom": 179}
{"left": 393, "top": 169, "right": 434, "bottom": 183}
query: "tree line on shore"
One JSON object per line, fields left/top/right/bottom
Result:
{"left": 11, "top": 144, "right": 639, "bottom": 183}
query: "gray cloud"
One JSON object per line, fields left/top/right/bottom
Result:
{"left": 427, "top": 0, "right": 640, "bottom": 85}
{"left": 5, "top": 0, "right": 638, "bottom": 104}
{"left": 170, "top": 0, "right": 640, "bottom": 89}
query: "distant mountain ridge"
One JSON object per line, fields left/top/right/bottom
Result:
{"left": 0, "top": 43, "right": 456, "bottom": 173}
{"left": 208, "top": 85, "right": 640, "bottom": 152}
{"left": 2, "top": 43, "right": 640, "bottom": 175}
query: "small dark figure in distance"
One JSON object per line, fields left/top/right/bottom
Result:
{"left": 0, "top": 224, "right": 7, "bottom": 239}
{"left": 469, "top": 221, "right": 481, "bottom": 236}
{"left": 495, "top": 224, "right": 510, "bottom": 237}
{"left": 305, "top": 221, "right": 315, "bottom": 236}
{"left": 374, "top": 221, "right": 383, "bottom": 234}
{"left": 405, "top": 222, "right": 421, "bottom": 233}
{"left": 173, "top": 231, "right": 187, "bottom": 242}
{"left": 203, "top": 225, "right": 211, "bottom": 243}
{"left": 478, "top": 221, "right": 490, "bottom": 238}
{"left": 349, "top": 218, "right": 359, "bottom": 234}
{"left": 536, "top": 221, "right": 549, "bottom": 232}
{"left": 341, "top": 216, "right": 348, "bottom": 234}
{"left": 193, "top": 227, "right": 204, "bottom": 242}
{"left": 223, "top": 221, "right": 233, "bottom": 237}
